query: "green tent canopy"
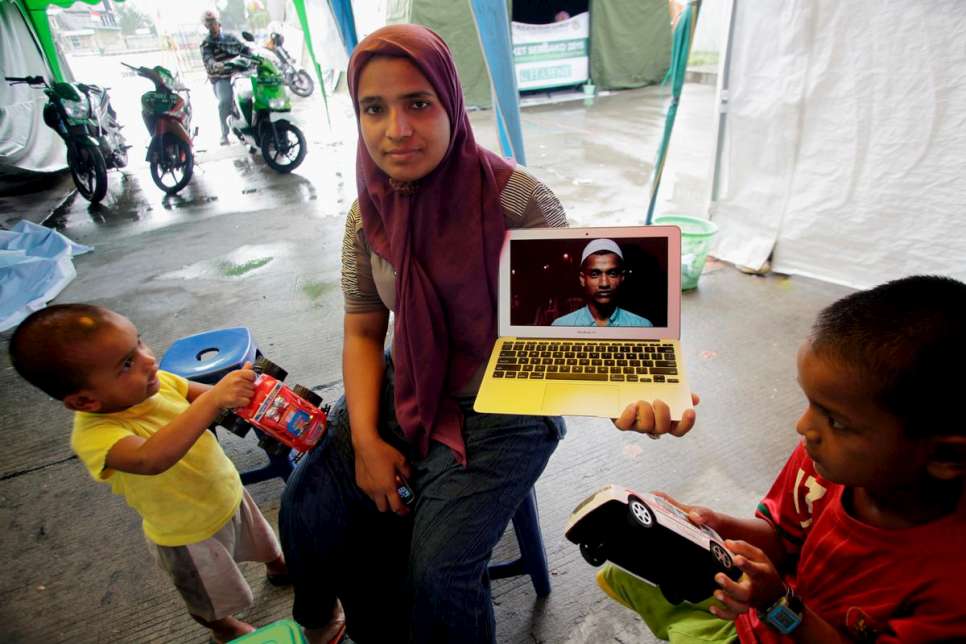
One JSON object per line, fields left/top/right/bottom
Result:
{"left": 20, "top": 0, "right": 122, "bottom": 81}
{"left": 387, "top": 0, "right": 672, "bottom": 108}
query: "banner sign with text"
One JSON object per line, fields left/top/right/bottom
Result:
{"left": 512, "top": 12, "right": 590, "bottom": 91}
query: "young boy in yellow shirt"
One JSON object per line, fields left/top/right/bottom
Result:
{"left": 10, "top": 303, "right": 288, "bottom": 643}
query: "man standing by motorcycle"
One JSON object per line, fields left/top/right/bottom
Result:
{"left": 200, "top": 10, "right": 250, "bottom": 145}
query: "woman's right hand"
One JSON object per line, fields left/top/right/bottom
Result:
{"left": 354, "top": 436, "right": 412, "bottom": 515}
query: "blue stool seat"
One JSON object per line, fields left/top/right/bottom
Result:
{"left": 159, "top": 327, "right": 257, "bottom": 385}
{"left": 488, "top": 487, "right": 551, "bottom": 597}
{"left": 161, "top": 327, "right": 292, "bottom": 486}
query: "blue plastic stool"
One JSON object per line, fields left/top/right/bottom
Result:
{"left": 158, "top": 327, "right": 257, "bottom": 385}
{"left": 488, "top": 487, "right": 551, "bottom": 597}
{"left": 159, "top": 327, "right": 294, "bottom": 485}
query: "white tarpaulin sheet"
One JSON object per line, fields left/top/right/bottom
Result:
{"left": 0, "top": 2, "right": 67, "bottom": 175}
{"left": 0, "top": 220, "right": 92, "bottom": 332}
{"left": 710, "top": 1, "right": 966, "bottom": 289}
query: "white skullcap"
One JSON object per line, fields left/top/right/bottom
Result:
{"left": 581, "top": 238, "right": 623, "bottom": 264}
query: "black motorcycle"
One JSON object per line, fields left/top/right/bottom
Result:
{"left": 5, "top": 75, "right": 127, "bottom": 204}
{"left": 264, "top": 32, "right": 314, "bottom": 97}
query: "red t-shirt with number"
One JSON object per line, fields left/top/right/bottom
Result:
{"left": 735, "top": 444, "right": 966, "bottom": 643}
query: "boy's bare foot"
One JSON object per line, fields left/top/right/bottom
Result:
{"left": 265, "top": 554, "right": 290, "bottom": 586}
{"left": 205, "top": 616, "right": 255, "bottom": 643}
{"left": 304, "top": 599, "right": 346, "bottom": 644}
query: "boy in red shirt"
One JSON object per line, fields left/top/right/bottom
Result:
{"left": 598, "top": 275, "right": 966, "bottom": 642}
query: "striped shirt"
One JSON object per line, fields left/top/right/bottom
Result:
{"left": 341, "top": 166, "right": 568, "bottom": 314}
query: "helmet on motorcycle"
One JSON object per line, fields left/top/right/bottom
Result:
{"left": 272, "top": 32, "right": 284, "bottom": 46}
{"left": 201, "top": 10, "right": 219, "bottom": 26}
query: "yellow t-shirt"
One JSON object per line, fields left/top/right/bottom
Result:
{"left": 71, "top": 371, "right": 243, "bottom": 547}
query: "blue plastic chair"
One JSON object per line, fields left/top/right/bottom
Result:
{"left": 488, "top": 487, "right": 551, "bottom": 597}
{"left": 159, "top": 327, "right": 294, "bottom": 485}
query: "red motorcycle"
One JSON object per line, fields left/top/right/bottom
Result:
{"left": 122, "top": 62, "right": 195, "bottom": 194}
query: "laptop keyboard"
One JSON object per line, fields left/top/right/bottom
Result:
{"left": 491, "top": 340, "right": 680, "bottom": 383}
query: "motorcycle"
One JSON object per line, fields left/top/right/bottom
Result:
{"left": 5, "top": 75, "right": 127, "bottom": 204}
{"left": 122, "top": 63, "right": 196, "bottom": 195}
{"left": 264, "top": 32, "right": 314, "bottom": 98}
{"left": 224, "top": 32, "right": 307, "bottom": 174}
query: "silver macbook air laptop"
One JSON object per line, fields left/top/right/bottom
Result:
{"left": 473, "top": 225, "right": 693, "bottom": 419}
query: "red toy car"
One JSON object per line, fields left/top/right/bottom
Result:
{"left": 214, "top": 357, "right": 329, "bottom": 458}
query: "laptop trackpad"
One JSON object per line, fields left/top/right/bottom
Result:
{"left": 541, "top": 383, "right": 619, "bottom": 416}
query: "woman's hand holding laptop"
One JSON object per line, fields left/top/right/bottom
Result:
{"left": 613, "top": 393, "right": 700, "bottom": 439}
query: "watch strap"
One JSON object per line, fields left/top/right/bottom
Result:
{"left": 760, "top": 585, "right": 804, "bottom": 635}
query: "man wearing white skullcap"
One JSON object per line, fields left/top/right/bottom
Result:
{"left": 552, "top": 239, "right": 653, "bottom": 327}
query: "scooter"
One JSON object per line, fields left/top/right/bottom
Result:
{"left": 264, "top": 32, "right": 314, "bottom": 97}
{"left": 224, "top": 32, "right": 307, "bottom": 173}
{"left": 5, "top": 75, "right": 127, "bottom": 204}
{"left": 122, "top": 63, "right": 195, "bottom": 195}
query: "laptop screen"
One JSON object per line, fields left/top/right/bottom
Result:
{"left": 498, "top": 226, "right": 681, "bottom": 340}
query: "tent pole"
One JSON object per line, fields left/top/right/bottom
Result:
{"left": 468, "top": 0, "right": 526, "bottom": 164}
{"left": 645, "top": 0, "right": 701, "bottom": 224}
{"left": 709, "top": 0, "right": 738, "bottom": 205}
{"left": 328, "top": 0, "right": 357, "bottom": 54}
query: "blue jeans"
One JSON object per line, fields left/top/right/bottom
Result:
{"left": 279, "top": 355, "right": 564, "bottom": 643}
{"left": 211, "top": 78, "right": 233, "bottom": 138}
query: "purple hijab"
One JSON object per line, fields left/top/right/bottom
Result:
{"left": 347, "top": 25, "right": 515, "bottom": 465}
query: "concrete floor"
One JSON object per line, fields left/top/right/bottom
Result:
{"left": 0, "top": 81, "right": 854, "bottom": 642}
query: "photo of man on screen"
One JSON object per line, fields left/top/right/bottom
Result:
{"left": 551, "top": 238, "right": 653, "bottom": 327}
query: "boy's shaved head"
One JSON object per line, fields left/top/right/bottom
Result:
{"left": 9, "top": 304, "right": 119, "bottom": 400}
{"left": 810, "top": 275, "right": 966, "bottom": 438}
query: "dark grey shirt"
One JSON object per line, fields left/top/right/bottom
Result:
{"left": 200, "top": 32, "right": 250, "bottom": 81}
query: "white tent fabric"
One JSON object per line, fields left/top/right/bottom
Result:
{"left": 0, "top": 2, "right": 67, "bottom": 175}
{"left": 709, "top": 1, "right": 966, "bottom": 289}
{"left": 0, "top": 220, "right": 92, "bottom": 332}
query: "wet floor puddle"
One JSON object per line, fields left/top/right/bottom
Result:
{"left": 158, "top": 243, "right": 288, "bottom": 280}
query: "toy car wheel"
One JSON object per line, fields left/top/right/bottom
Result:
{"left": 580, "top": 541, "right": 607, "bottom": 567}
{"left": 627, "top": 496, "right": 655, "bottom": 529}
{"left": 710, "top": 542, "right": 734, "bottom": 570}
{"left": 291, "top": 384, "right": 323, "bottom": 407}
{"left": 258, "top": 434, "right": 291, "bottom": 458}
{"left": 226, "top": 416, "right": 252, "bottom": 438}
{"left": 253, "top": 356, "right": 288, "bottom": 381}
{"left": 209, "top": 409, "right": 230, "bottom": 431}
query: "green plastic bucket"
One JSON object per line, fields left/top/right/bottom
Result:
{"left": 653, "top": 215, "right": 718, "bottom": 290}
{"left": 232, "top": 619, "right": 307, "bottom": 643}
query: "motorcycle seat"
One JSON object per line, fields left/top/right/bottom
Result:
{"left": 78, "top": 84, "right": 113, "bottom": 101}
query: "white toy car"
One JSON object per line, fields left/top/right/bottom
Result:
{"left": 565, "top": 485, "right": 742, "bottom": 604}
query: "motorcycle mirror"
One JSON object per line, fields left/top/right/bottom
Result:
{"left": 241, "top": 31, "right": 255, "bottom": 42}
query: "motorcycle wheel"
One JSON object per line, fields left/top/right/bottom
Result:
{"left": 68, "top": 146, "right": 108, "bottom": 204}
{"left": 150, "top": 133, "right": 193, "bottom": 195}
{"left": 261, "top": 120, "right": 306, "bottom": 173}
{"left": 290, "top": 70, "right": 314, "bottom": 97}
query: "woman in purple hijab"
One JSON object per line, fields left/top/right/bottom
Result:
{"left": 279, "top": 24, "right": 697, "bottom": 643}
